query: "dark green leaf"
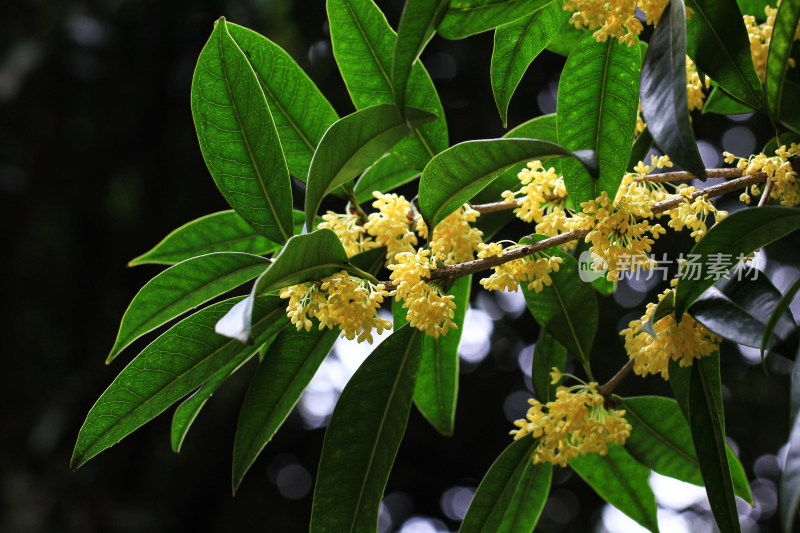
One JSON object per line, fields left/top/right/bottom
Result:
{"left": 763, "top": 272, "right": 800, "bottom": 358}
{"left": 765, "top": 0, "right": 800, "bottom": 124}
{"left": 353, "top": 154, "right": 420, "bottom": 204}
{"left": 71, "top": 296, "right": 287, "bottom": 469}
{"left": 418, "top": 138, "right": 597, "bottom": 229}
{"left": 569, "top": 445, "right": 659, "bottom": 533}
{"left": 491, "top": 2, "right": 568, "bottom": 127}
{"left": 674, "top": 206, "right": 800, "bottom": 318}
{"left": 310, "top": 325, "right": 423, "bottom": 532}
{"left": 627, "top": 128, "right": 654, "bottom": 172}
{"left": 460, "top": 437, "right": 551, "bottom": 532}
{"left": 545, "top": 18, "right": 585, "bottom": 56}
{"left": 763, "top": 132, "right": 800, "bottom": 155}
{"left": 226, "top": 22, "right": 339, "bottom": 180}
{"left": 531, "top": 329, "right": 566, "bottom": 403}
{"left": 737, "top": 0, "right": 770, "bottom": 20}
{"left": 438, "top": 0, "right": 555, "bottom": 39}
{"left": 327, "top": 0, "right": 448, "bottom": 170}
{"left": 108, "top": 252, "right": 270, "bottom": 363}
{"left": 557, "top": 32, "right": 641, "bottom": 205}
{"left": 686, "top": 0, "right": 764, "bottom": 109}
{"left": 778, "top": 77, "right": 800, "bottom": 134}
{"left": 640, "top": 0, "right": 707, "bottom": 179}
{"left": 232, "top": 327, "right": 340, "bottom": 491}
{"left": 702, "top": 86, "right": 757, "bottom": 116}
{"left": 191, "top": 18, "right": 293, "bottom": 243}
{"left": 780, "top": 409, "right": 800, "bottom": 532}
{"left": 304, "top": 104, "right": 436, "bottom": 230}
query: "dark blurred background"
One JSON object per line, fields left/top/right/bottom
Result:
{"left": 2, "top": 0, "right": 798, "bottom": 532}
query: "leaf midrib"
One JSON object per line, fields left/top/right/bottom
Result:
{"left": 480, "top": 439, "right": 538, "bottom": 529}
{"left": 550, "top": 275, "right": 586, "bottom": 363}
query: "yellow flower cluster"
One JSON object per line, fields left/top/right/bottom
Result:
{"left": 476, "top": 242, "right": 563, "bottom": 293}
{"left": 319, "top": 211, "right": 376, "bottom": 258}
{"left": 686, "top": 56, "right": 709, "bottom": 112}
{"left": 745, "top": 2, "right": 800, "bottom": 82}
{"left": 666, "top": 185, "right": 728, "bottom": 242}
{"left": 563, "top": 0, "right": 685, "bottom": 46}
{"left": 620, "top": 288, "right": 720, "bottom": 379}
{"left": 511, "top": 373, "right": 632, "bottom": 466}
{"left": 363, "top": 192, "right": 418, "bottom": 264}
{"left": 726, "top": 144, "right": 800, "bottom": 206}
{"left": 280, "top": 271, "right": 392, "bottom": 344}
{"left": 388, "top": 249, "right": 457, "bottom": 338}
{"left": 418, "top": 205, "right": 484, "bottom": 265}
{"left": 618, "top": 155, "right": 674, "bottom": 205}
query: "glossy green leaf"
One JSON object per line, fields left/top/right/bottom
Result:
{"left": 491, "top": 1, "right": 568, "bottom": 127}
{"left": 621, "top": 396, "right": 752, "bottom": 503}
{"left": 627, "top": 128, "right": 654, "bottom": 172}
{"left": 531, "top": 329, "right": 566, "bottom": 403}
{"left": 674, "top": 206, "right": 800, "bottom": 318}
{"left": 171, "top": 334, "right": 278, "bottom": 454}
{"left": 640, "top": 0, "right": 707, "bottom": 180}
{"left": 569, "top": 445, "right": 659, "bottom": 533}
{"left": 557, "top": 32, "right": 641, "bottom": 205}
{"left": 353, "top": 154, "right": 420, "bottom": 204}
{"left": 765, "top": 0, "right": 800, "bottom": 124}
{"left": 438, "top": 0, "right": 555, "bottom": 39}
{"left": 460, "top": 437, "right": 551, "bottom": 532}
{"left": 191, "top": 18, "right": 293, "bottom": 243}
{"left": 702, "top": 86, "right": 757, "bottom": 116}
{"left": 327, "top": 0, "right": 447, "bottom": 170}
{"left": 763, "top": 132, "right": 800, "bottom": 155}
{"left": 763, "top": 272, "right": 800, "bottom": 358}
{"left": 780, "top": 409, "right": 800, "bottom": 532}
{"left": 310, "top": 325, "right": 423, "bottom": 532}
{"left": 545, "top": 19, "right": 585, "bottom": 56}
{"left": 232, "top": 327, "right": 339, "bottom": 491}
{"left": 393, "top": 0, "right": 450, "bottom": 115}
{"left": 520, "top": 236, "right": 598, "bottom": 368}
{"left": 226, "top": 22, "right": 339, "bottom": 180}
{"left": 686, "top": 0, "right": 764, "bottom": 110}
{"left": 418, "top": 138, "right": 597, "bottom": 229}
{"left": 71, "top": 296, "right": 287, "bottom": 469}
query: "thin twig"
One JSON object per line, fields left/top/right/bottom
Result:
{"left": 598, "top": 360, "right": 635, "bottom": 397}
{"left": 758, "top": 178, "right": 774, "bottom": 207}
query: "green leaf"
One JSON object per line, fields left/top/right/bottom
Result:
{"left": 520, "top": 236, "right": 597, "bottom": 369}
{"left": 418, "top": 138, "right": 597, "bottom": 229}
{"left": 557, "top": 32, "right": 641, "bottom": 205}
{"left": 780, "top": 409, "right": 800, "bottom": 533}
{"left": 310, "top": 325, "right": 423, "bottom": 532}
{"left": 640, "top": 0, "right": 707, "bottom": 180}
{"left": 544, "top": 18, "right": 585, "bottom": 56}
{"left": 763, "top": 132, "right": 800, "bottom": 155}
{"left": 232, "top": 327, "right": 340, "bottom": 491}
{"left": 226, "top": 22, "right": 339, "bottom": 180}
{"left": 108, "top": 252, "right": 270, "bottom": 363}
{"left": 505, "top": 113, "right": 557, "bottom": 139}
{"left": 438, "top": 0, "right": 555, "bottom": 39}
{"left": 191, "top": 18, "right": 293, "bottom": 243}
{"left": 491, "top": 2, "right": 568, "bottom": 127}
{"left": 627, "top": 128, "right": 654, "bottom": 172}
{"left": 71, "top": 296, "right": 287, "bottom": 469}
{"left": 702, "top": 86, "right": 757, "bottom": 116}
{"left": 460, "top": 437, "right": 552, "bottom": 532}
{"left": 674, "top": 206, "right": 800, "bottom": 318}
{"left": 763, "top": 272, "right": 800, "bottom": 358}
{"left": 737, "top": 0, "right": 770, "bottom": 20}
{"left": 569, "top": 445, "right": 659, "bottom": 533}
{"left": 531, "top": 329, "right": 566, "bottom": 403}
{"left": 765, "top": 0, "right": 800, "bottom": 124}
{"left": 620, "top": 396, "right": 752, "bottom": 503}
{"left": 304, "top": 104, "right": 436, "bottom": 231}
{"left": 353, "top": 154, "right": 420, "bottom": 204}
{"left": 170, "top": 334, "right": 278, "bottom": 454}
{"left": 393, "top": 0, "right": 450, "bottom": 116}
{"left": 686, "top": 0, "right": 764, "bottom": 110}
{"left": 327, "top": 0, "right": 448, "bottom": 170}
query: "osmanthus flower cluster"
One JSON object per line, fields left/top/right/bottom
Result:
{"left": 510, "top": 370, "right": 632, "bottom": 466}
{"left": 563, "top": 0, "right": 670, "bottom": 46}
{"left": 744, "top": 2, "right": 800, "bottom": 82}
{"left": 477, "top": 242, "right": 563, "bottom": 293}
{"left": 726, "top": 144, "right": 800, "bottom": 206}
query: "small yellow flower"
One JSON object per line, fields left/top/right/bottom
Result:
{"left": 665, "top": 185, "right": 726, "bottom": 242}
{"left": 319, "top": 211, "right": 376, "bottom": 257}
{"left": 727, "top": 144, "right": 800, "bottom": 206}
{"left": 476, "top": 242, "right": 562, "bottom": 293}
{"left": 364, "top": 192, "right": 418, "bottom": 264}
{"left": 419, "top": 204, "right": 484, "bottom": 265}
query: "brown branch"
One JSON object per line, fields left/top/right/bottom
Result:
{"left": 758, "top": 177, "right": 774, "bottom": 207}
{"left": 598, "top": 360, "right": 634, "bottom": 397}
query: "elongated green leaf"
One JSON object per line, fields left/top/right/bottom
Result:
{"left": 738, "top": 0, "right": 770, "bottom": 19}
{"left": 304, "top": 104, "right": 436, "bottom": 230}
{"left": 226, "top": 23, "right": 339, "bottom": 180}
{"left": 557, "top": 32, "right": 641, "bottom": 205}
{"left": 491, "top": 2, "right": 568, "bottom": 127}
{"left": 310, "top": 325, "right": 423, "bottom": 532}
{"left": 171, "top": 334, "right": 278, "bottom": 454}
{"left": 191, "top": 18, "right": 293, "bottom": 243}
{"left": 674, "top": 206, "right": 800, "bottom": 318}
{"left": 328, "top": 0, "right": 447, "bottom": 170}
{"left": 545, "top": 18, "right": 585, "bottom": 56}
{"left": 763, "top": 272, "right": 800, "bottom": 358}
{"left": 393, "top": 0, "right": 450, "bottom": 115}
{"left": 686, "top": 0, "right": 764, "bottom": 109}
{"left": 418, "top": 138, "right": 596, "bottom": 229}
{"left": 108, "top": 252, "right": 269, "bottom": 363}
{"left": 640, "top": 0, "right": 706, "bottom": 179}
{"left": 438, "top": 0, "right": 555, "bottom": 39}
{"left": 353, "top": 154, "right": 420, "bottom": 204}
{"left": 460, "top": 437, "right": 551, "bottom": 532}
{"left": 702, "top": 86, "right": 757, "bottom": 116}
{"left": 232, "top": 327, "right": 340, "bottom": 491}
{"left": 520, "top": 236, "right": 597, "bottom": 368}
{"left": 569, "top": 445, "right": 659, "bottom": 533}
{"left": 531, "top": 330, "right": 566, "bottom": 403}
{"left": 71, "top": 296, "right": 287, "bottom": 469}
{"left": 505, "top": 113, "right": 557, "bottom": 139}
{"left": 620, "top": 396, "right": 752, "bottom": 503}
{"left": 765, "top": 0, "right": 800, "bottom": 124}
{"left": 780, "top": 409, "right": 800, "bottom": 532}
{"left": 214, "top": 229, "right": 349, "bottom": 344}
{"left": 627, "top": 127, "right": 654, "bottom": 172}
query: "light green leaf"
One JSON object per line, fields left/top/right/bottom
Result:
{"left": 310, "top": 325, "right": 423, "bottom": 532}
{"left": 702, "top": 86, "right": 757, "bottom": 116}
{"left": 545, "top": 18, "right": 585, "bottom": 56}
{"left": 765, "top": 0, "right": 800, "bottom": 124}
{"left": 353, "top": 154, "right": 420, "bottom": 204}
{"left": 191, "top": 18, "right": 293, "bottom": 243}
{"left": 438, "top": 0, "right": 556, "bottom": 39}
{"left": 531, "top": 329, "right": 566, "bottom": 403}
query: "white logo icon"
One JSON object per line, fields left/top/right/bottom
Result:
{"left": 577, "top": 251, "right": 608, "bottom": 282}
